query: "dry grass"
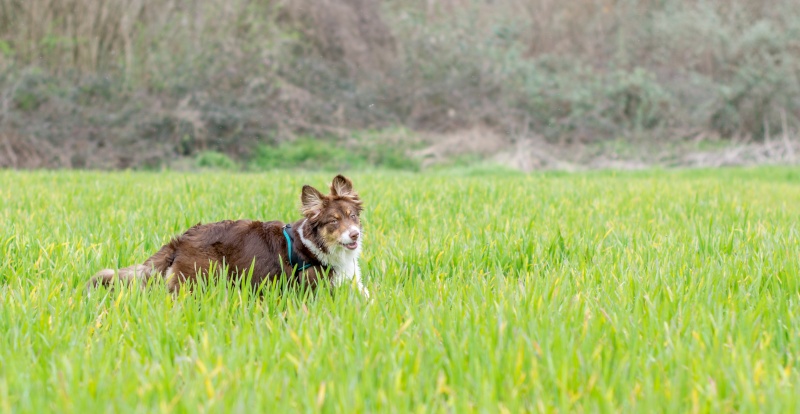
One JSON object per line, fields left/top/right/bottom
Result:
{"left": 2, "top": 0, "right": 152, "bottom": 73}
{"left": 1, "top": 0, "right": 799, "bottom": 169}
{"left": 0, "top": 0, "right": 284, "bottom": 82}
{"left": 7, "top": 0, "right": 792, "bottom": 83}
{"left": 280, "top": 0, "right": 396, "bottom": 73}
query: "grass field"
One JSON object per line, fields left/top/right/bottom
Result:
{"left": 1, "top": 168, "right": 799, "bottom": 412}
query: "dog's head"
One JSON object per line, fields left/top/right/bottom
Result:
{"left": 300, "top": 175, "right": 364, "bottom": 253}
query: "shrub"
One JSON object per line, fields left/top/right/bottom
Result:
{"left": 195, "top": 151, "right": 239, "bottom": 170}
{"left": 1, "top": 0, "right": 799, "bottom": 169}
{"left": 251, "top": 138, "right": 366, "bottom": 171}
{"left": 250, "top": 133, "right": 419, "bottom": 171}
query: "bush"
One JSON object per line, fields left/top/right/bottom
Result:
{"left": 1, "top": 0, "right": 800, "bottom": 169}
{"left": 195, "top": 151, "right": 239, "bottom": 170}
{"left": 250, "top": 133, "right": 419, "bottom": 171}
{"left": 251, "top": 139, "right": 366, "bottom": 171}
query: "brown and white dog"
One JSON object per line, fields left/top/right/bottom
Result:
{"left": 87, "top": 175, "right": 369, "bottom": 298}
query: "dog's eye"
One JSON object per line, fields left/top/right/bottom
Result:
{"left": 350, "top": 214, "right": 357, "bottom": 219}
{"left": 330, "top": 220, "right": 338, "bottom": 225}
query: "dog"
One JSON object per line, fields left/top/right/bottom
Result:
{"left": 87, "top": 175, "right": 369, "bottom": 298}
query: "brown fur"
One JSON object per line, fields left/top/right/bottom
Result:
{"left": 87, "top": 175, "right": 364, "bottom": 294}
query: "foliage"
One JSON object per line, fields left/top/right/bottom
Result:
{"left": 250, "top": 133, "right": 419, "bottom": 171}
{"left": 195, "top": 151, "right": 239, "bottom": 171}
{"left": 1, "top": 0, "right": 800, "bottom": 168}
{"left": 251, "top": 138, "right": 368, "bottom": 171}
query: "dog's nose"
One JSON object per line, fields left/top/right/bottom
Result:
{"left": 349, "top": 230, "right": 360, "bottom": 241}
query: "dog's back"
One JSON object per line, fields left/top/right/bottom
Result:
{"left": 87, "top": 175, "right": 369, "bottom": 298}
{"left": 88, "top": 220, "right": 322, "bottom": 291}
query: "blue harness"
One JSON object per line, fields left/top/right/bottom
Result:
{"left": 282, "top": 224, "right": 313, "bottom": 273}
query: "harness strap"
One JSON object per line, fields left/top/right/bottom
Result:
{"left": 283, "top": 224, "right": 313, "bottom": 273}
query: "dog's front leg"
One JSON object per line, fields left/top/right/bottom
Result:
{"left": 354, "top": 263, "right": 369, "bottom": 299}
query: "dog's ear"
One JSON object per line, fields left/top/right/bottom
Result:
{"left": 330, "top": 175, "right": 355, "bottom": 197}
{"left": 301, "top": 185, "right": 326, "bottom": 218}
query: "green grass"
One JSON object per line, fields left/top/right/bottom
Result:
{"left": 1, "top": 168, "right": 799, "bottom": 412}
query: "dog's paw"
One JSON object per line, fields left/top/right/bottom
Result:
{"left": 359, "top": 286, "right": 372, "bottom": 302}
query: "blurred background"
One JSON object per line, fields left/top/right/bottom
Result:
{"left": 0, "top": 0, "right": 798, "bottom": 171}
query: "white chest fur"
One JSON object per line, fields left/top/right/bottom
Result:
{"left": 297, "top": 220, "right": 369, "bottom": 298}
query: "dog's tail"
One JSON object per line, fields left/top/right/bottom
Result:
{"left": 86, "top": 264, "right": 155, "bottom": 291}
{"left": 86, "top": 241, "right": 178, "bottom": 292}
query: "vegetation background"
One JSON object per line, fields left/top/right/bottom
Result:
{"left": 0, "top": 0, "right": 799, "bottom": 170}
{"left": 2, "top": 2, "right": 800, "bottom": 411}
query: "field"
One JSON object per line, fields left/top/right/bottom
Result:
{"left": 1, "top": 168, "right": 799, "bottom": 412}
